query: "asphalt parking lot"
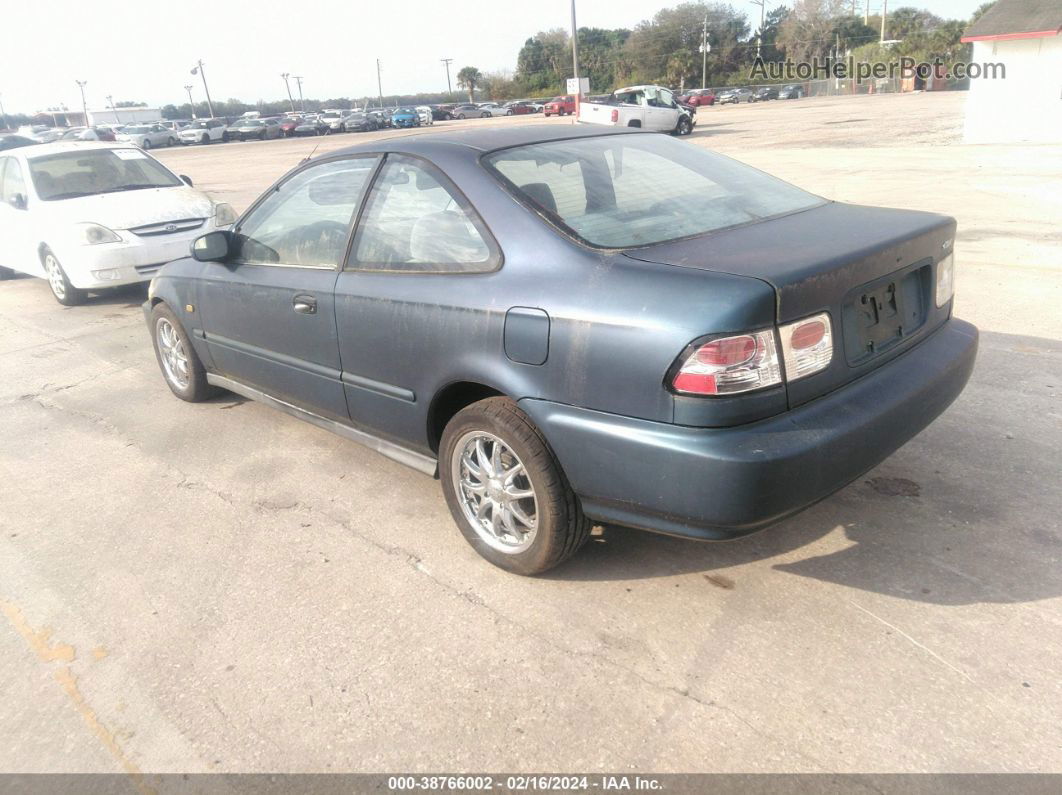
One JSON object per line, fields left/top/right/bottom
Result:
{"left": 2, "top": 91, "right": 1061, "bottom": 775}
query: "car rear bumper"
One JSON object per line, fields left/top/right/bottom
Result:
{"left": 519, "top": 317, "right": 978, "bottom": 540}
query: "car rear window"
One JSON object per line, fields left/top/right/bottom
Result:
{"left": 484, "top": 134, "right": 823, "bottom": 248}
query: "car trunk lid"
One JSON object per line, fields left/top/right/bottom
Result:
{"left": 625, "top": 201, "right": 956, "bottom": 408}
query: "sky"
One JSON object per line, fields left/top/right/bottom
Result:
{"left": 4, "top": 0, "right": 987, "bottom": 115}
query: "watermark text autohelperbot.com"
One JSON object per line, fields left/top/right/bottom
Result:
{"left": 751, "top": 56, "right": 1006, "bottom": 83}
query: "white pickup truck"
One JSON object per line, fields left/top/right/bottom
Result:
{"left": 577, "top": 85, "right": 696, "bottom": 135}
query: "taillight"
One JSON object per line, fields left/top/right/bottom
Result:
{"left": 778, "top": 312, "right": 833, "bottom": 381}
{"left": 610, "top": 109, "right": 619, "bottom": 123}
{"left": 671, "top": 330, "right": 782, "bottom": 396}
{"left": 935, "top": 252, "right": 954, "bottom": 307}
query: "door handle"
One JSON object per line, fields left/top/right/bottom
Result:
{"left": 293, "top": 294, "right": 317, "bottom": 315}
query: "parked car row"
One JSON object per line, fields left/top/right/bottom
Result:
{"left": 0, "top": 126, "right": 973, "bottom": 576}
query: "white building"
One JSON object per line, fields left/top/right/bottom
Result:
{"left": 962, "top": 0, "right": 1062, "bottom": 143}
{"left": 86, "top": 106, "right": 163, "bottom": 126}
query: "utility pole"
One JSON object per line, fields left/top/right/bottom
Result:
{"left": 570, "top": 0, "right": 580, "bottom": 122}
{"left": 864, "top": 0, "right": 870, "bottom": 25}
{"left": 293, "top": 76, "right": 305, "bottom": 112}
{"left": 75, "top": 80, "right": 88, "bottom": 126}
{"left": 377, "top": 59, "right": 384, "bottom": 109}
{"left": 190, "top": 60, "right": 215, "bottom": 118}
{"left": 0, "top": 93, "right": 7, "bottom": 131}
{"left": 440, "top": 58, "right": 454, "bottom": 97}
{"left": 281, "top": 73, "right": 295, "bottom": 113}
{"left": 750, "top": 0, "right": 765, "bottom": 60}
{"left": 702, "top": 14, "right": 708, "bottom": 89}
{"left": 106, "top": 95, "right": 119, "bottom": 124}
{"left": 880, "top": 0, "right": 888, "bottom": 41}
{"left": 184, "top": 85, "right": 195, "bottom": 118}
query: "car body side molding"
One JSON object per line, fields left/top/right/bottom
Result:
{"left": 205, "top": 373, "right": 438, "bottom": 476}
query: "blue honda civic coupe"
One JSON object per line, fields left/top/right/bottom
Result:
{"left": 144, "top": 125, "right": 977, "bottom": 575}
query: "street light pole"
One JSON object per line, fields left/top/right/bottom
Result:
{"left": 377, "top": 59, "right": 384, "bottom": 109}
{"left": 107, "top": 95, "right": 119, "bottom": 124}
{"left": 0, "top": 93, "right": 7, "bottom": 131}
{"left": 293, "top": 76, "right": 305, "bottom": 112}
{"left": 570, "top": 0, "right": 581, "bottom": 122}
{"left": 184, "top": 85, "right": 196, "bottom": 118}
{"left": 441, "top": 58, "right": 453, "bottom": 97}
{"left": 75, "top": 80, "right": 89, "bottom": 126}
{"left": 880, "top": 0, "right": 888, "bottom": 41}
{"left": 191, "top": 60, "right": 215, "bottom": 118}
{"left": 750, "top": 0, "right": 765, "bottom": 60}
{"left": 281, "top": 73, "right": 295, "bottom": 113}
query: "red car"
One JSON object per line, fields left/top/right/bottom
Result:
{"left": 678, "top": 89, "right": 716, "bottom": 107}
{"left": 279, "top": 116, "right": 303, "bottom": 137}
{"left": 543, "top": 96, "right": 576, "bottom": 117}
{"left": 505, "top": 101, "right": 536, "bottom": 115}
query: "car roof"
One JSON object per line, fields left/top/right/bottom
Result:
{"left": 325, "top": 124, "right": 647, "bottom": 159}
{"left": 17, "top": 141, "right": 146, "bottom": 160}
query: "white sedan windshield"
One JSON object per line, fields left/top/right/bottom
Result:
{"left": 28, "top": 149, "right": 182, "bottom": 201}
{"left": 485, "top": 133, "right": 824, "bottom": 248}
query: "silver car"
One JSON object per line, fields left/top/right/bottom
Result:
{"left": 116, "top": 123, "right": 176, "bottom": 149}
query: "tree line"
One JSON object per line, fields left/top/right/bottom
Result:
{"left": 469, "top": 0, "right": 994, "bottom": 100}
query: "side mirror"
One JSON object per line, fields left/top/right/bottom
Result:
{"left": 191, "top": 231, "right": 231, "bottom": 262}
{"left": 180, "top": 175, "right": 193, "bottom": 187}
{"left": 9, "top": 193, "right": 26, "bottom": 210}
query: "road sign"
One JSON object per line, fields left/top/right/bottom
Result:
{"left": 566, "top": 77, "right": 590, "bottom": 95}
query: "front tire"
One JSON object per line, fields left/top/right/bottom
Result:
{"left": 675, "top": 116, "right": 692, "bottom": 136}
{"left": 440, "top": 397, "right": 591, "bottom": 575}
{"left": 42, "top": 250, "right": 86, "bottom": 306}
{"left": 150, "top": 303, "right": 216, "bottom": 402}
{"left": 141, "top": 139, "right": 152, "bottom": 150}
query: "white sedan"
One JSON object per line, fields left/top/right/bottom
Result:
{"left": 115, "top": 123, "right": 176, "bottom": 149}
{"left": 0, "top": 141, "right": 236, "bottom": 305}
{"left": 476, "top": 103, "right": 511, "bottom": 117}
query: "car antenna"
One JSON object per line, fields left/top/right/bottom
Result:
{"left": 300, "top": 143, "right": 320, "bottom": 164}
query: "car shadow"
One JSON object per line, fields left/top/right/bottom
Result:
{"left": 81, "top": 283, "right": 150, "bottom": 308}
{"left": 544, "top": 329, "right": 1062, "bottom": 607}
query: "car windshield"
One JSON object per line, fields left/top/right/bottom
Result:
{"left": 397, "top": 108, "right": 415, "bottom": 114}
{"left": 124, "top": 126, "right": 151, "bottom": 133}
{"left": 28, "top": 148, "right": 182, "bottom": 201}
{"left": 241, "top": 120, "right": 264, "bottom": 127}
{"left": 191, "top": 121, "right": 211, "bottom": 128}
{"left": 484, "top": 133, "right": 824, "bottom": 249}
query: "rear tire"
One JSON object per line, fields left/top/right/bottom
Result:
{"left": 150, "top": 303, "right": 217, "bottom": 402}
{"left": 440, "top": 397, "right": 591, "bottom": 576}
{"left": 42, "top": 250, "right": 86, "bottom": 306}
{"left": 142, "top": 139, "right": 152, "bottom": 150}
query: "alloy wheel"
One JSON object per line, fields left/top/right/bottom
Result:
{"left": 45, "top": 255, "right": 66, "bottom": 300}
{"left": 451, "top": 431, "right": 538, "bottom": 554}
{"left": 156, "top": 318, "right": 191, "bottom": 390}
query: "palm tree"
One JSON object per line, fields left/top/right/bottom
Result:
{"left": 457, "top": 67, "right": 483, "bottom": 103}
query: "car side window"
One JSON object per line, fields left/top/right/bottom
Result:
{"left": 233, "top": 156, "right": 379, "bottom": 268}
{"left": 1, "top": 157, "right": 26, "bottom": 205}
{"left": 348, "top": 155, "right": 499, "bottom": 274}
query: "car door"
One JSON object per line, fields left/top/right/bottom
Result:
{"left": 0, "top": 156, "right": 37, "bottom": 276}
{"left": 196, "top": 155, "right": 380, "bottom": 421}
{"left": 333, "top": 154, "right": 503, "bottom": 450}
{"left": 643, "top": 88, "right": 676, "bottom": 131}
